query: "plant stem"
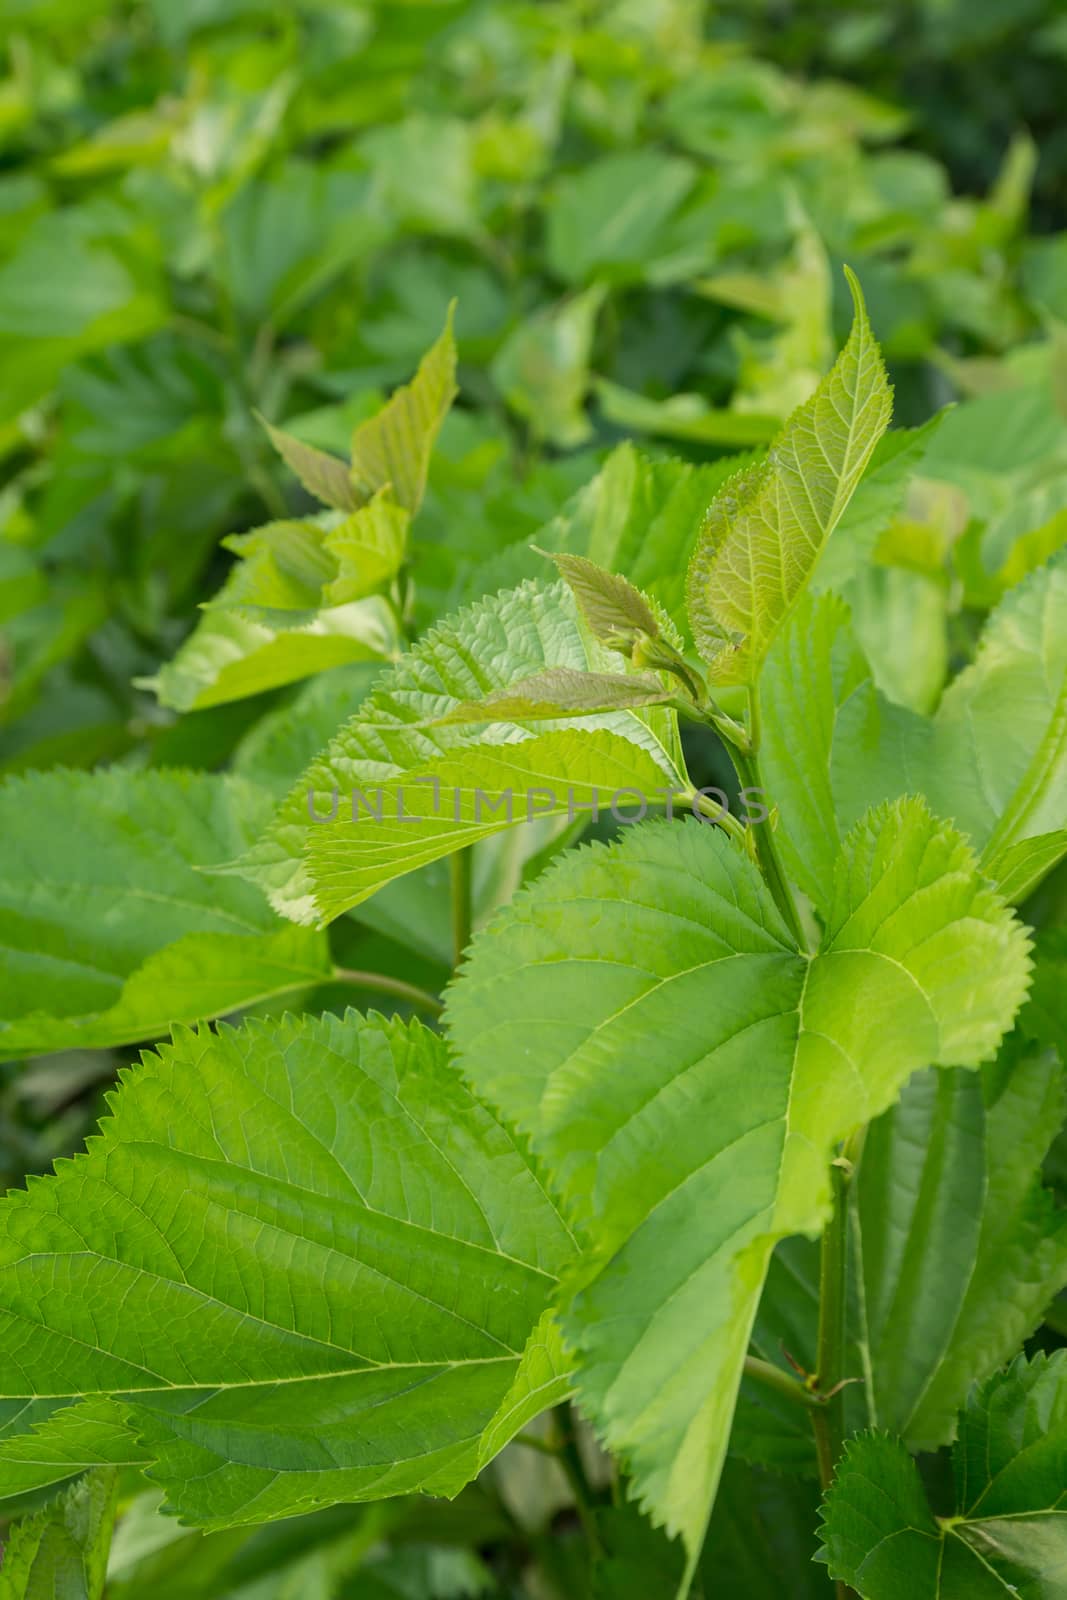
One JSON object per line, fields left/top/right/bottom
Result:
{"left": 550, "top": 1402, "right": 603, "bottom": 1556}
{"left": 729, "top": 685, "right": 807, "bottom": 947}
{"left": 812, "top": 1154, "right": 850, "bottom": 1493}
{"left": 743, "top": 1354, "right": 823, "bottom": 1410}
{"left": 450, "top": 846, "right": 473, "bottom": 970}
{"left": 813, "top": 1149, "right": 858, "bottom": 1600}
{"left": 331, "top": 968, "right": 443, "bottom": 1018}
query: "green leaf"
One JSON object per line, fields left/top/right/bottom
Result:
{"left": 210, "top": 501, "right": 411, "bottom": 620}
{"left": 699, "top": 1460, "right": 833, "bottom": 1599}
{"left": 0, "top": 1471, "right": 118, "bottom": 1600}
{"left": 0, "top": 1400, "right": 149, "bottom": 1506}
{"left": 685, "top": 268, "right": 892, "bottom": 685}
{"left": 323, "top": 495, "right": 410, "bottom": 604}
{"left": 761, "top": 551, "right": 1067, "bottom": 911}
{"left": 545, "top": 150, "right": 698, "bottom": 286}
{"left": 536, "top": 443, "right": 758, "bottom": 646}
{"left": 437, "top": 668, "right": 677, "bottom": 725}
{"left": 262, "top": 306, "right": 456, "bottom": 517}
{"left": 820, "top": 1353, "right": 1067, "bottom": 1598}
{"left": 0, "top": 1011, "right": 578, "bottom": 1526}
{"left": 446, "top": 799, "right": 1030, "bottom": 1569}
{"left": 232, "top": 662, "right": 385, "bottom": 794}
{"left": 855, "top": 1039, "right": 1067, "bottom": 1451}
{"left": 139, "top": 591, "right": 398, "bottom": 712}
{"left": 491, "top": 288, "right": 606, "bottom": 449}
{"left": 544, "top": 552, "right": 662, "bottom": 647}
{"left": 593, "top": 380, "right": 779, "bottom": 448}
{"left": 0, "top": 769, "right": 332, "bottom": 1058}
{"left": 349, "top": 303, "right": 457, "bottom": 514}
{"left": 231, "top": 579, "right": 689, "bottom": 926}
{"left": 260, "top": 423, "right": 362, "bottom": 513}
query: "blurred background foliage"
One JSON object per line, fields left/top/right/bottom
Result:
{"left": 2, "top": 4, "right": 1067, "bottom": 1591}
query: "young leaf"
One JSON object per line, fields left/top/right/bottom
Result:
{"left": 436, "top": 668, "right": 676, "bottom": 725}
{"left": 545, "top": 551, "right": 662, "bottom": 647}
{"left": 0, "top": 1012, "right": 578, "bottom": 1526}
{"left": 260, "top": 421, "right": 361, "bottom": 513}
{"left": 536, "top": 443, "right": 759, "bottom": 645}
{"left": 446, "top": 799, "right": 1030, "bottom": 1571}
{"left": 0, "top": 1470, "right": 118, "bottom": 1600}
{"left": 685, "top": 268, "right": 892, "bottom": 685}
{"left": 349, "top": 303, "right": 457, "bottom": 513}
{"left": 261, "top": 306, "right": 457, "bottom": 517}
{"left": 322, "top": 494, "right": 410, "bottom": 603}
{"left": 762, "top": 550, "right": 1067, "bottom": 911}
{"left": 0, "top": 770, "right": 332, "bottom": 1058}
{"left": 231, "top": 580, "right": 689, "bottom": 925}
{"left": 820, "top": 1352, "right": 1067, "bottom": 1598}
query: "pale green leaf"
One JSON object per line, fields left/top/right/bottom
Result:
{"left": 211, "top": 519, "right": 339, "bottom": 616}
{"left": 0, "top": 1012, "right": 578, "bottom": 1527}
{"left": 0, "top": 770, "right": 331, "bottom": 1058}
{"left": 261, "top": 309, "right": 455, "bottom": 519}
{"left": 820, "top": 1353, "right": 1067, "bottom": 1598}
{"left": 323, "top": 495, "right": 410, "bottom": 604}
{"left": 685, "top": 268, "right": 892, "bottom": 684}
{"left": 231, "top": 579, "right": 689, "bottom": 926}
{"left": 0, "top": 1471, "right": 118, "bottom": 1600}
{"left": 139, "top": 592, "right": 398, "bottom": 712}
{"left": 446, "top": 800, "right": 1030, "bottom": 1568}
{"left": 350, "top": 305, "right": 457, "bottom": 514}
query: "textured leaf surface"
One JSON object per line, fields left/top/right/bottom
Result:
{"left": 761, "top": 551, "right": 1067, "bottom": 911}
{"left": 0, "top": 1012, "right": 578, "bottom": 1526}
{"left": 0, "top": 1400, "right": 148, "bottom": 1505}
{"left": 446, "top": 801, "right": 1029, "bottom": 1567}
{"left": 0, "top": 1469, "right": 117, "bottom": 1600}
{"left": 685, "top": 269, "right": 891, "bottom": 684}
{"left": 438, "top": 668, "right": 676, "bottom": 724}
{"left": 233, "top": 580, "right": 689, "bottom": 925}
{"left": 820, "top": 1353, "right": 1067, "bottom": 1597}
{"left": 0, "top": 770, "right": 331, "bottom": 1058}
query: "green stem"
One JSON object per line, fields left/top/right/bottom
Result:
{"left": 743, "top": 1355, "right": 823, "bottom": 1410}
{"left": 551, "top": 1402, "right": 603, "bottom": 1557}
{"left": 684, "top": 787, "right": 749, "bottom": 846}
{"left": 331, "top": 968, "right": 443, "bottom": 1018}
{"left": 450, "top": 846, "right": 473, "bottom": 971}
{"left": 812, "top": 1155, "right": 850, "bottom": 1493}
{"left": 723, "top": 683, "right": 808, "bottom": 946}
{"left": 813, "top": 1135, "right": 865, "bottom": 1600}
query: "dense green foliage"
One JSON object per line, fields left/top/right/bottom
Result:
{"left": 2, "top": 2, "right": 1067, "bottom": 1596}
